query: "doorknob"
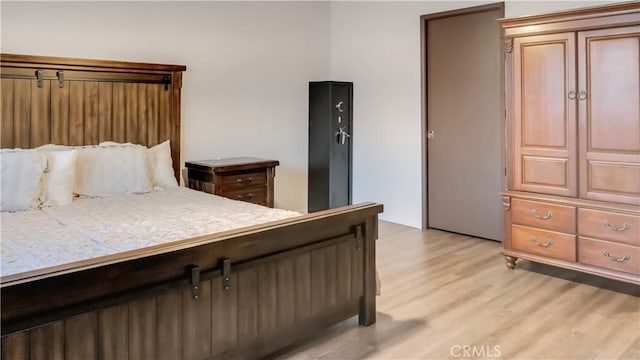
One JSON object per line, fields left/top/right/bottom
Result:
{"left": 427, "top": 130, "right": 435, "bottom": 139}
{"left": 336, "top": 101, "right": 344, "bottom": 112}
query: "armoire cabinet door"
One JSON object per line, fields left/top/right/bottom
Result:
{"left": 513, "top": 33, "right": 578, "bottom": 197}
{"left": 578, "top": 26, "right": 640, "bottom": 205}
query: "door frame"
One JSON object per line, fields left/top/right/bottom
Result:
{"left": 420, "top": 2, "right": 505, "bottom": 230}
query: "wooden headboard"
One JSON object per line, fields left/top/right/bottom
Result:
{"left": 0, "top": 54, "right": 186, "bottom": 179}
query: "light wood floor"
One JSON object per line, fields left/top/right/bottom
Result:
{"left": 273, "top": 221, "right": 640, "bottom": 360}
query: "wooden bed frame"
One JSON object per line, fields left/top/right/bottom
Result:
{"left": 0, "top": 54, "right": 383, "bottom": 359}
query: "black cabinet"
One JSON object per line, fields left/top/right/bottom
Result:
{"left": 308, "top": 81, "right": 353, "bottom": 212}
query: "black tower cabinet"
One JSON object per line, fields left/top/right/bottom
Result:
{"left": 308, "top": 81, "right": 353, "bottom": 212}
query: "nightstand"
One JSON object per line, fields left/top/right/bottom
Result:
{"left": 185, "top": 157, "right": 279, "bottom": 207}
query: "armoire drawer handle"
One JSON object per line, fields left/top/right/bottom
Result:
{"left": 531, "top": 209, "right": 552, "bottom": 220}
{"left": 568, "top": 90, "right": 576, "bottom": 100}
{"left": 530, "top": 236, "right": 553, "bottom": 247}
{"left": 237, "top": 193, "right": 253, "bottom": 199}
{"left": 603, "top": 220, "right": 629, "bottom": 232}
{"left": 578, "top": 90, "right": 587, "bottom": 100}
{"left": 237, "top": 177, "right": 253, "bottom": 183}
{"left": 602, "top": 250, "right": 630, "bottom": 263}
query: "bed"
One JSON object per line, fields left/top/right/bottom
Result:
{"left": 0, "top": 54, "right": 383, "bottom": 359}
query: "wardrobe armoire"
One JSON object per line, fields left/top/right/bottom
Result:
{"left": 500, "top": 3, "right": 640, "bottom": 284}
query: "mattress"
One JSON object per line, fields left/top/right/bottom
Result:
{"left": 1, "top": 187, "right": 300, "bottom": 277}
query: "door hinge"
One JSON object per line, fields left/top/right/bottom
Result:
{"left": 222, "top": 257, "right": 231, "bottom": 291}
{"left": 56, "top": 71, "right": 65, "bottom": 88}
{"left": 189, "top": 265, "right": 200, "bottom": 299}
{"left": 35, "top": 70, "right": 43, "bottom": 88}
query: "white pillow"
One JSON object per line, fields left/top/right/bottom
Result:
{"left": 149, "top": 141, "right": 178, "bottom": 188}
{"left": 74, "top": 145, "right": 152, "bottom": 197}
{"left": 0, "top": 149, "right": 48, "bottom": 212}
{"left": 39, "top": 149, "right": 78, "bottom": 207}
{"left": 99, "top": 141, "right": 178, "bottom": 189}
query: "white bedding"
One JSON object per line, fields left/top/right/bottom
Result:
{"left": 1, "top": 187, "right": 300, "bottom": 277}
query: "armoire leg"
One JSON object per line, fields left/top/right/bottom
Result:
{"left": 504, "top": 255, "right": 518, "bottom": 270}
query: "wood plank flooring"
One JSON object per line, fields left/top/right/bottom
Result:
{"left": 273, "top": 221, "right": 640, "bottom": 359}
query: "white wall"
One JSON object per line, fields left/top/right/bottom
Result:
{"left": 1, "top": 1, "right": 330, "bottom": 213}
{"left": 330, "top": 0, "right": 617, "bottom": 228}
{"left": 506, "top": 1, "right": 616, "bottom": 17}
{"left": 1, "top": 1, "right": 619, "bottom": 226}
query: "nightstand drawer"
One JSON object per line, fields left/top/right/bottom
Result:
{"left": 578, "top": 209, "right": 639, "bottom": 246}
{"left": 221, "top": 171, "right": 267, "bottom": 190}
{"left": 579, "top": 237, "right": 640, "bottom": 275}
{"left": 512, "top": 225, "right": 576, "bottom": 262}
{"left": 512, "top": 199, "right": 576, "bottom": 233}
{"left": 221, "top": 186, "right": 267, "bottom": 205}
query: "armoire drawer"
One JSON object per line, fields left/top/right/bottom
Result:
{"left": 511, "top": 225, "right": 576, "bottom": 262}
{"left": 578, "top": 209, "right": 640, "bottom": 246}
{"left": 579, "top": 237, "right": 640, "bottom": 275}
{"left": 511, "top": 199, "right": 576, "bottom": 234}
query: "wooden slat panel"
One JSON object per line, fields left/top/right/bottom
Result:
{"left": 157, "top": 289, "right": 183, "bottom": 360}
{"left": 147, "top": 83, "right": 160, "bottom": 145}
{"left": 50, "top": 80, "right": 70, "bottom": 144}
{"left": 112, "top": 82, "right": 126, "bottom": 142}
{"left": 125, "top": 83, "right": 138, "bottom": 143}
{"left": 294, "top": 253, "right": 312, "bottom": 321}
{"left": 325, "top": 245, "right": 337, "bottom": 308}
{"left": 276, "top": 258, "right": 295, "bottom": 328}
{"left": 311, "top": 248, "right": 327, "bottom": 316}
{"left": 97, "top": 82, "right": 113, "bottom": 142}
{"left": 1, "top": 331, "right": 29, "bottom": 360}
{"left": 68, "top": 81, "right": 84, "bottom": 145}
{"left": 98, "top": 304, "right": 128, "bottom": 360}
{"left": 129, "top": 297, "right": 156, "bottom": 359}
{"left": 13, "top": 79, "right": 30, "bottom": 148}
{"left": 183, "top": 279, "right": 212, "bottom": 360}
{"left": 137, "top": 83, "right": 148, "bottom": 145}
{"left": 83, "top": 81, "right": 99, "bottom": 144}
{"left": 158, "top": 84, "right": 171, "bottom": 142}
{"left": 65, "top": 312, "right": 97, "bottom": 359}
{"left": 336, "top": 241, "right": 352, "bottom": 304}
{"left": 212, "top": 274, "right": 238, "bottom": 356}
{"left": 258, "top": 263, "right": 278, "bottom": 335}
{"left": 1, "top": 79, "right": 15, "bottom": 148}
{"left": 30, "top": 79, "right": 50, "bottom": 147}
{"left": 170, "top": 72, "right": 181, "bottom": 179}
{"left": 238, "top": 268, "right": 258, "bottom": 345}
{"left": 31, "top": 321, "right": 64, "bottom": 360}
{"left": 351, "top": 239, "right": 363, "bottom": 302}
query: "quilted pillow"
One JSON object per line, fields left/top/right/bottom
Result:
{"left": 0, "top": 149, "right": 48, "bottom": 212}
{"left": 39, "top": 149, "right": 78, "bottom": 207}
{"left": 74, "top": 145, "right": 152, "bottom": 197}
{"left": 100, "top": 141, "right": 178, "bottom": 189}
{"left": 148, "top": 141, "right": 179, "bottom": 188}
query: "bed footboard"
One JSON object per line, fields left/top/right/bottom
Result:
{"left": 1, "top": 203, "right": 382, "bottom": 359}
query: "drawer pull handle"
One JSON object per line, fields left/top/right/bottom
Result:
{"left": 603, "top": 220, "right": 629, "bottom": 232}
{"left": 530, "top": 236, "right": 553, "bottom": 247}
{"left": 602, "top": 250, "right": 630, "bottom": 263}
{"left": 531, "top": 209, "right": 552, "bottom": 220}
{"left": 237, "top": 177, "right": 253, "bottom": 183}
{"left": 237, "top": 193, "right": 253, "bottom": 199}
